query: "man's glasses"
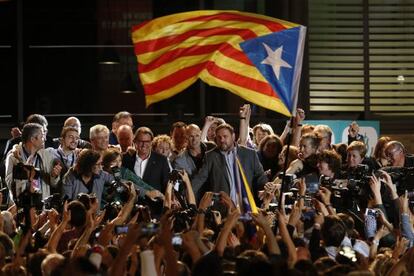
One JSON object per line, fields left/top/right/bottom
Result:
{"left": 386, "top": 148, "right": 401, "bottom": 158}
{"left": 136, "top": 140, "right": 152, "bottom": 145}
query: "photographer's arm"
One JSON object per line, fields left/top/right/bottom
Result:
{"left": 97, "top": 222, "right": 115, "bottom": 247}
{"left": 71, "top": 209, "right": 105, "bottom": 258}
{"left": 251, "top": 212, "right": 281, "bottom": 255}
{"left": 163, "top": 181, "right": 174, "bottom": 210}
{"left": 382, "top": 170, "right": 400, "bottom": 227}
{"left": 277, "top": 211, "right": 297, "bottom": 268}
{"left": 400, "top": 192, "right": 414, "bottom": 242}
{"left": 111, "top": 183, "right": 137, "bottom": 226}
{"left": 46, "top": 202, "right": 71, "bottom": 253}
{"left": 370, "top": 174, "right": 383, "bottom": 206}
{"left": 192, "top": 192, "right": 213, "bottom": 233}
{"left": 109, "top": 223, "right": 142, "bottom": 276}
{"left": 180, "top": 170, "right": 196, "bottom": 206}
{"left": 369, "top": 226, "right": 388, "bottom": 260}
{"left": 215, "top": 209, "right": 240, "bottom": 257}
{"left": 318, "top": 186, "right": 336, "bottom": 215}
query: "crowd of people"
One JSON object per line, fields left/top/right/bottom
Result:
{"left": 0, "top": 107, "right": 413, "bottom": 275}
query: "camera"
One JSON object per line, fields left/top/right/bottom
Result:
{"left": 43, "top": 193, "right": 65, "bottom": 213}
{"left": 173, "top": 207, "right": 197, "bottom": 233}
{"left": 17, "top": 190, "right": 43, "bottom": 211}
{"left": 382, "top": 167, "right": 414, "bottom": 195}
{"left": 169, "top": 169, "right": 183, "bottom": 192}
{"left": 141, "top": 222, "right": 159, "bottom": 235}
{"left": 212, "top": 193, "right": 221, "bottom": 201}
{"left": 13, "top": 163, "right": 41, "bottom": 180}
{"left": 106, "top": 167, "right": 138, "bottom": 203}
{"left": 0, "top": 187, "right": 10, "bottom": 210}
{"left": 278, "top": 172, "right": 297, "bottom": 192}
{"left": 172, "top": 233, "right": 182, "bottom": 246}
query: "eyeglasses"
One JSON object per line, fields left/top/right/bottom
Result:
{"left": 386, "top": 148, "right": 401, "bottom": 158}
{"left": 136, "top": 140, "right": 152, "bottom": 145}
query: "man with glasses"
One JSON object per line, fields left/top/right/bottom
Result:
{"left": 5, "top": 123, "right": 62, "bottom": 201}
{"left": 123, "top": 127, "right": 169, "bottom": 217}
{"left": 123, "top": 127, "right": 170, "bottom": 193}
{"left": 384, "top": 141, "right": 414, "bottom": 168}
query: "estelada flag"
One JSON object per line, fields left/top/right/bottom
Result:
{"left": 132, "top": 10, "right": 306, "bottom": 117}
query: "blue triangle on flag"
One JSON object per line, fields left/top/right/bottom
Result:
{"left": 240, "top": 27, "right": 301, "bottom": 113}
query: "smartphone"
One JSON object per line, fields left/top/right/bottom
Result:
{"left": 172, "top": 233, "right": 182, "bottom": 246}
{"left": 115, "top": 225, "right": 129, "bottom": 235}
{"left": 141, "top": 222, "right": 159, "bottom": 235}
{"left": 239, "top": 213, "right": 252, "bottom": 222}
{"left": 365, "top": 208, "right": 378, "bottom": 217}
{"left": 301, "top": 209, "right": 316, "bottom": 221}
{"left": 212, "top": 193, "right": 221, "bottom": 201}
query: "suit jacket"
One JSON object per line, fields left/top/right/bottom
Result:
{"left": 122, "top": 151, "right": 170, "bottom": 193}
{"left": 172, "top": 142, "right": 215, "bottom": 178}
{"left": 191, "top": 145, "right": 268, "bottom": 199}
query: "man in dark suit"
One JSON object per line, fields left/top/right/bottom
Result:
{"left": 191, "top": 123, "right": 269, "bottom": 205}
{"left": 122, "top": 127, "right": 170, "bottom": 194}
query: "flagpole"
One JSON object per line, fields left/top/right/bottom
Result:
{"left": 278, "top": 115, "right": 295, "bottom": 211}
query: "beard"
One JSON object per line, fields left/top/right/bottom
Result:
{"left": 218, "top": 142, "right": 233, "bottom": 152}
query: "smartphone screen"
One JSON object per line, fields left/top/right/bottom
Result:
{"left": 115, "top": 225, "right": 129, "bottom": 235}
{"left": 365, "top": 208, "right": 377, "bottom": 217}
{"left": 172, "top": 234, "right": 182, "bottom": 246}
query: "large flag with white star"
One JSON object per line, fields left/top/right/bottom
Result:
{"left": 240, "top": 26, "right": 306, "bottom": 114}
{"left": 132, "top": 10, "right": 306, "bottom": 117}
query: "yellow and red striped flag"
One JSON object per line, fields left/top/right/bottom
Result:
{"left": 132, "top": 10, "right": 305, "bottom": 117}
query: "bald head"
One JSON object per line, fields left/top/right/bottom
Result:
{"left": 64, "top": 117, "right": 81, "bottom": 135}
{"left": 385, "top": 140, "right": 406, "bottom": 167}
{"left": 186, "top": 124, "right": 201, "bottom": 150}
{"left": 116, "top": 125, "right": 133, "bottom": 152}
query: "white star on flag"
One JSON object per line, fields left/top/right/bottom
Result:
{"left": 261, "top": 43, "right": 292, "bottom": 80}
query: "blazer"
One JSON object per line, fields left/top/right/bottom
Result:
{"left": 191, "top": 145, "right": 268, "bottom": 199}
{"left": 172, "top": 142, "right": 215, "bottom": 178}
{"left": 122, "top": 150, "right": 170, "bottom": 193}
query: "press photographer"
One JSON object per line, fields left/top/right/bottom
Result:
{"left": 5, "top": 123, "right": 62, "bottom": 202}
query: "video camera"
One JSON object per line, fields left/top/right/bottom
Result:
{"left": 13, "top": 163, "right": 41, "bottom": 180}
{"left": 382, "top": 166, "right": 414, "bottom": 195}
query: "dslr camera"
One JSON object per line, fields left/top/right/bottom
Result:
{"left": 278, "top": 172, "right": 297, "bottom": 193}
{"left": 17, "top": 190, "right": 43, "bottom": 211}
{"left": 169, "top": 169, "right": 184, "bottom": 192}
{"left": 13, "top": 163, "right": 41, "bottom": 180}
{"left": 43, "top": 193, "right": 65, "bottom": 213}
{"left": 106, "top": 166, "right": 138, "bottom": 203}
